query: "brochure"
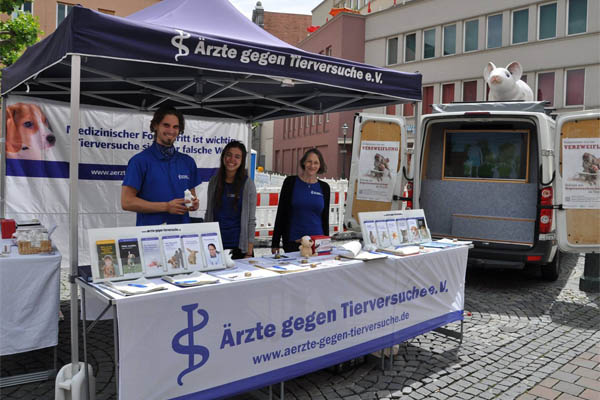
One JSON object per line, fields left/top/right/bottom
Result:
{"left": 104, "top": 277, "right": 169, "bottom": 296}
{"left": 118, "top": 238, "right": 143, "bottom": 276}
{"left": 379, "top": 245, "right": 421, "bottom": 256}
{"left": 375, "top": 220, "right": 391, "bottom": 248}
{"left": 407, "top": 218, "right": 421, "bottom": 242}
{"left": 417, "top": 217, "right": 431, "bottom": 242}
{"left": 95, "top": 239, "right": 121, "bottom": 280}
{"left": 363, "top": 220, "right": 378, "bottom": 246}
{"left": 140, "top": 236, "right": 166, "bottom": 276}
{"left": 201, "top": 232, "right": 224, "bottom": 269}
{"left": 162, "top": 235, "right": 185, "bottom": 274}
{"left": 387, "top": 219, "right": 402, "bottom": 246}
{"left": 181, "top": 234, "right": 203, "bottom": 271}
{"left": 162, "top": 271, "right": 220, "bottom": 287}
{"left": 396, "top": 219, "right": 409, "bottom": 244}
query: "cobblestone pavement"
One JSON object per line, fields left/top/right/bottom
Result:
{"left": 1, "top": 251, "right": 598, "bottom": 400}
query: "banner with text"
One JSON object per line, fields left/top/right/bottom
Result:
{"left": 4, "top": 95, "right": 247, "bottom": 266}
{"left": 116, "top": 247, "right": 467, "bottom": 400}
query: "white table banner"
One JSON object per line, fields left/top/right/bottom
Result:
{"left": 116, "top": 247, "right": 468, "bottom": 400}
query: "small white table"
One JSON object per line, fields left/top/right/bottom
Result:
{"left": 0, "top": 239, "right": 62, "bottom": 387}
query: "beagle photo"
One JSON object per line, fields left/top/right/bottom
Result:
{"left": 5, "top": 102, "right": 56, "bottom": 160}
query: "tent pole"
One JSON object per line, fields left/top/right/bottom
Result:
{"left": 0, "top": 96, "right": 6, "bottom": 219}
{"left": 69, "top": 55, "right": 82, "bottom": 376}
{"left": 247, "top": 122, "right": 252, "bottom": 175}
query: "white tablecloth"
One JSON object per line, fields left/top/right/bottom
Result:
{"left": 82, "top": 246, "right": 468, "bottom": 400}
{"left": 0, "top": 239, "right": 62, "bottom": 355}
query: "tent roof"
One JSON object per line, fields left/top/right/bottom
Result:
{"left": 1, "top": 0, "right": 421, "bottom": 122}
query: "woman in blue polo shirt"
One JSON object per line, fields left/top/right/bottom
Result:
{"left": 204, "top": 141, "right": 257, "bottom": 259}
{"left": 271, "top": 148, "right": 330, "bottom": 254}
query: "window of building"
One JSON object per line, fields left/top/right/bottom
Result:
{"left": 565, "top": 68, "right": 585, "bottom": 106}
{"left": 57, "top": 3, "right": 74, "bottom": 26}
{"left": 537, "top": 72, "right": 555, "bottom": 106}
{"left": 423, "top": 28, "right": 435, "bottom": 59}
{"left": 487, "top": 14, "right": 502, "bottom": 48}
{"left": 386, "top": 105, "right": 396, "bottom": 115}
{"left": 403, "top": 103, "right": 414, "bottom": 117}
{"left": 387, "top": 37, "right": 398, "bottom": 65}
{"left": 442, "top": 83, "right": 455, "bottom": 103}
{"left": 538, "top": 3, "right": 557, "bottom": 40}
{"left": 405, "top": 33, "right": 416, "bottom": 62}
{"left": 326, "top": 46, "right": 332, "bottom": 56}
{"left": 464, "top": 19, "right": 479, "bottom": 52}
{"left": 12, "top": 1, "right": 32, "bottom": 17}
{"left": 512, "top": 8, "right": 529, "bottom": 44}
{"left": 422, "top": 86, "right": 434, "bottom": 115}
{"left": 568, "top": 0, "right": 587, "bottom": 35}
{"left": 462, "top": 81, "right": 477, "bottom": 102}
{"left": 443, "top": 24, "right": 456, "bottom": 56}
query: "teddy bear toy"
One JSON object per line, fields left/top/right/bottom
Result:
{"left": 299, "top": 235, "right": 315, "bottom": 258}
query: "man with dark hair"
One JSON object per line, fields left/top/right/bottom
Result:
{"left": 121, "top": 106, "right": 200, "bottom": 226}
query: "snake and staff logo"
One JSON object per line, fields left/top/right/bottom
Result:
{"left": 172, "top": 303, "right": 210, "bottom": 385}
{"left": 171, "top": 29, "right": 191, "bottom": 61}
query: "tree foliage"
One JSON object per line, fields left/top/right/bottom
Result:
{"left": 0, "top": 0, "right": 43, "bottom": 66}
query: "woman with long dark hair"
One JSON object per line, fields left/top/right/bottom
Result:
{"left": 271, "top": 148, "right": 330, "bottom": 254}
{"left": 204, "top": 141, "right": 256, "bottom": 259}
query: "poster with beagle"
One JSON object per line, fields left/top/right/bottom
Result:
{"left": 4, "top": 95, "right": 247, "bottom": 268}
{"left": 5, "top": 102, "right": 57, "bottom": 160}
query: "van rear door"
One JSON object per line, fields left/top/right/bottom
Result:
{"left": 554, "top": 111, "right": 600, "bottom": 253}
{"left": 344, "top": 113, "right": 407, "bottom": 230}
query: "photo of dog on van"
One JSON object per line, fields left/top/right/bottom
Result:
{"left": 581, "top": 152, "right": 600, "bottom": 185}
{"left": 5, "top": 102, "right": 56, "bottom": 160}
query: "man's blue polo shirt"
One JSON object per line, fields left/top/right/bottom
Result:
{"left": 122, "top": 142, "right": 199, "bottom": 226}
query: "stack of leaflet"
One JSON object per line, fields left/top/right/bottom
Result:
{"left": 209, "top": 261, "right": 279, "bottom": 281}
{"left": 104, "top": 277, "right": 169, "bottom": 296}
{"left": 335, "top": 241, "right": 387, "bottom": 261}
{"left": 162, "top": 271, "right": 220, "bottom": 287}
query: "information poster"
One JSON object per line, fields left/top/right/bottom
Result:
{"left": 356, "top": 141, "right": 399, "bottom": 202}
{"left": 562, "top": 138, "right": 600, "bottom": 209}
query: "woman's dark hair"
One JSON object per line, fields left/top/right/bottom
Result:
{"left": 299, "top": 148, "right": 327, "bottom": 174}
{"left": 150, "top": 106, "right": 185, "bottom": 141}
{"left": 214, "top": 141, "right": 248, "bottom": 212}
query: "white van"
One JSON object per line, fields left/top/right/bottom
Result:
{"left": 345, "top": 103, "right": 599, "bottom": 280}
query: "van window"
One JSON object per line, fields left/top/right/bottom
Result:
{"left": 442, "top": 129, "right": 530, "bottom": 182}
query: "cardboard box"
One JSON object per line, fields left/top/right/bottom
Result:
{"left": 311, "top": 235, "right": 331, "bottom": 255}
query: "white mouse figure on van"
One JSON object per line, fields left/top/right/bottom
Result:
{"left": 484, "top": 61, "right": 534, "bottom": 101}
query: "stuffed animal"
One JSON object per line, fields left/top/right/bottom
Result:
{"left": 299, "top": 235, "right": 315, "bottom": 258}
{"left": 484, "top": 61, "right": 533, "bottom": 101}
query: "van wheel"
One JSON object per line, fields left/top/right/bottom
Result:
{"left": 541, "top": 251, "right": 560, "bottom": 281}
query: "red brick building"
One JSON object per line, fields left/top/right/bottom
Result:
{"left": 272, "top": 12, "right": 366, "bottom": 178}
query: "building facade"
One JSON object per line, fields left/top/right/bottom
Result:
{"left": 363, "top": 0, "right": 598, "bottom": 123}
{"left": 272, "top": 13, "right": 365, "bottom": 179}
{"left": 11, "top": 0, "right": 159, "bottom": 38}
{"left": 252, "top": 2, "right": 313, "bottom": 172}
{"left": 290, "top": 0, "right": 597, "bottom": 180}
